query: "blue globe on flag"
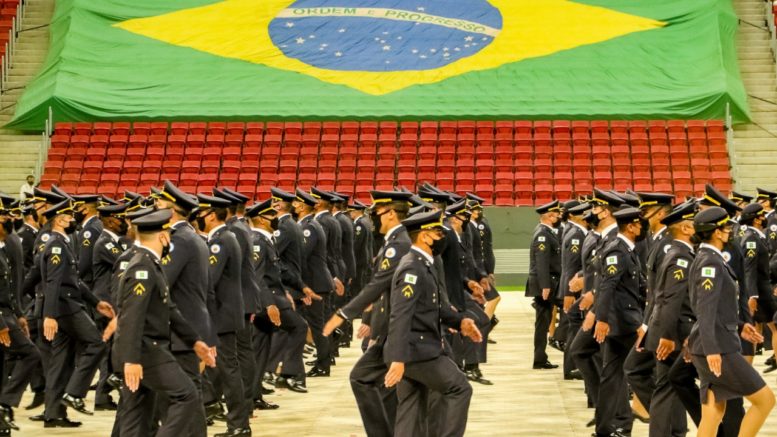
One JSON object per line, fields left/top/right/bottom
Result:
{"left": 268, "top": 0, "right": 503, "bottom": 72}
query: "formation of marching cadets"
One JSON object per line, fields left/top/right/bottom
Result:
{"left": 0, "top": 179, "right": 500, "bottom": 436}
{"left": 528, "top": 184, "right": 777, "bottom": 437}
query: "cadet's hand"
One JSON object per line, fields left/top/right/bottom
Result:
{"left": 384, "top": 362, "right": 405, "bottom": 388}
{"left": 467, "top": 280, "right": 485, "bottom": 303}
{"left": 479, "top": 278, "right": 491, "bottom": 292}
{"left": 43, "top": 317, "right": 58, "bottom": 341}
{"left": 582, "top": 311, "right": 596, "bottom": 332}
{"left": 103, "top": 318, "right": 118, "bottom": 341}
{"left": 334, "top": 278, "right": 345, "bottom": 296}
{"left": 323, "top": 314, "right": 344, "bottom": 337}
{"left": 267, "top": 305, "right": 281, "bottom": 326}
{"left": 488, "top": 274, "right": 496, "bottom": 287}
{"left": 634, "top": 326, "right": 646, "bottom": 352}
{"left": 740, "top": 323, "right": 763, "bottom": 344}
{"left": 17, "top": 316, "right": 29, "bottom": 338}
{"left": 124, "top": 363, "right": 143, "bottom": 392}
{"left": 541, "top": 288, "right": 551, "bottom": 301}
{"left": 656, "top": 338, "right": 676, "bottom": 361}
{"left": 773, "top": 285, "right": 777, "bottom": 297}
{"left": 194, "top": 341, "right": 216, "bottom": 368}
{"left": 563, "top": 296, "right": 575, "bottom": 313}
{"left": 579, "top": 292, "right": 594, "bottom": 310}
{"left": 568, "top": 275, "right": 584, "bottom": 293}
{"left": 748, "top": 297, "right": 758, "bottom": 316}
{"left": 460, "top": 318, "right": 483, "bottom": 343}
{"left": 0, "top": 328, "right": 10, "bottom": 347}
{"left": 96, "top": 301, "right": 116, "bottom": 319}
{"left": 285, "top": 291, "right": 296, "bottom": 310}
{"left": 357, "top": 323, "right": 371, "bottom": 339}
{"left": 303, "top": 287, "right": 323, "bottom": 302}
{"left": 594, "top": 320, "right": 609, "bottom": 343}
{"left": 707, "top": 354, "right": 722, "bottom": 377}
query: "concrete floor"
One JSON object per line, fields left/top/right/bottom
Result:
{"left": 12, "top": 292, "right": 777, "bottom": 436}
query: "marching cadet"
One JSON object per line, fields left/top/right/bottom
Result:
{"left": 246, "top": 199, "right": 308, "bottom": 402}
{"left": 0, "top": 200, "right": 42, "bottom": 432}
{"left": 72, "top": 194, "right": 103, "bottom": 287}
{"left": 383, "top": 210, "right": 482, "bottom": 437}
{"left": 738, "top": 203, "right": 777, "bottom": 365}
{"left": 293, "top": 189, "right": 334, "bottom": 378}
{"left": 466, "top": 193, "right": 500, "bottom": 320}
{"left": 39, "top": 199, "right": 115, "bottom": 427}
{"left": 193, "top": 194, "right": 251, "bottom": 437}
{"left": 153, "top": 181, "right": 214, "bottom": 435}
{"left": 214, "top": 188, "right": 262, "bottom": 412}
{"left": 644, "top": 200, "right": 697, "bottom": 436}
{"left": 310, "top": 187, "right": 346, "bottom": 297}
{"left": 91, "top": 202, "right": 130, "bottom": 410}
{"left": 114, "top": 208, "right": 216, "bottom": 437}
{"left": 324, "top": 190, "right": 412, "bottom": 437}
{"left": 348, "top": 200, "right": 373, "bottom": 295}
{"left": 526, "top": 200, "right": 562, "bottom": 370}
{"left": 332, "top": 193, "right": 357, "bottom": 345}
{"left": 558, "top": 201, "right": 589, "bottom": 380}
{"left": 730, "top": 191, "right": 754, "bottom": 214}
{"left": 755, "top": 187, "right": 777, "bottom": 255}
{"left": 688, "top": 207, "right": 775, "bottom": 437}
{"left": 592, "top": 207, "right": 647, "bottom": 437}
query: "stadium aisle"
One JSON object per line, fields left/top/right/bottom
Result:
{"left": 12, "top": 292, "right": 777, "bottom": 436}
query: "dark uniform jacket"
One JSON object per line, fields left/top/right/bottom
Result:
{"left": 315, "top": 211, "right": 344, "bottom": 281}
{"left": 17, "top": 223, "right": 38, "bottom": 270}
{"left": 207, "top": 225, "right": 245, "bottom": 335}
{"left": 351, "top": 215, "right": 373, "bottom": 293}
{"left": 115, "top": 247, "right": 200, "bottom": 368}
{"left": 4, "top": 234, "right": 24, "bottom": 309}
{"left": 721, "top": 238, "right": 751, "bottom": 325}
{"left": 227, "top": 216, "right": 261, "bottom": 314}
{"left": 299, "top": 215, "right": 335, "bottom": 294}
{"left": 646, "top": 240, "right": 695, "bottom": 350}
{"left": 384, "top": 248, "right": 464, "bottom": 364}
{"left": 92, "top": 229, "right": 125, "bottom": 304}
{"left": 76, "top": 215, "right": 103, "bottom": 287}
{"left": 740, "top": 226, "right": 771, "bottom": 301}
{"left": 559, "top": 222, "right": 586, "bottom": 299}
{"left": 595, "top": 235, "right": 646, "bottom": 336}
{"left": 477, "top": 217, "right": 496, "bottom": 276}
{"left": 251, "top": 228, "right": 290, "bottom": 310}
{"left": 467, "top": 221, "right": 487, "bottom": 276}
{"left": 525, "top": 223, "right": 561, "bottom": 298}
{"left": 40, "top": 232, "right": 99, "bottom": 319}
{"left": 334, "top": 211, "right": 357, "bottom": 284}
{"left": 342, "top": 226, "right": 411, "bottom": 340}
{"left": 765, "top": 211, "right": 777, "bottom": 255}
{"left": 162, "top": 221, "right": 216, "bottom": 350}
{"left": 580, "top": 231, "right": 601, "bottom": 294}
{"left": 643, "top": 227, "right": 672, "bottom": 324}
{"left": 0, "top": 242, "right": 23, "bottom": 328}
{"left": 276, "top": 213, "right": 306, "bottom": 299}
{"left": 688, "top": 244, "right": 742, "bottom": 356}
{"left": 20, "top": 223, "right": 52, "bottom": 318}
{"left": 112, "top": 244, "right": 139, "bottom": 306}
{"left": 439, "top": 226, "right": 469, "bottom": 311}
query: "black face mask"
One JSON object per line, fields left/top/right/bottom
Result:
{"left": 290, "top": 210, "right": 299, "bottom": 221}
{"left": 586, "top": 214, "right": 600, "bottom": 228}
{"left": 195, "top": 211, "right": 210, "bottom": 232}
{"left": 64, "top": 219, "right": 78, "bottom": 235}
{"left": 690, "top": 234, "right": 702, "bottom": 245}
{"left": 634, "top": 218, "right": 649, "bottom": 242}
{"left": 118, "top": 220, "right": 129, "bottom": 236}
{"left": 13, "top": 219, "right": 23, "bottom": 231}
{"left": 269, "top": 217, "right": 280, "bottom": 231}
{"left": 430, "top": 234, "right": 447, "bottom": 256}
{"left": 73, "top": 210, "right": 85, "bottom": 224}
{"left": 1, "top": 220, "right": 13, "bottom": 234}
{"left": 161, "top": 240, "right": 171, "bottom": 259}
{"left": 371, "top": 210, "right": 388, "bottom": 238}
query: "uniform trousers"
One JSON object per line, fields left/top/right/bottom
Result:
{"left": 204, "top": 332, "right": 250, "bottom": 430}
{"left": 119, "top": 360, "right": 200, "bottom": 437}
{"left": 44, "top": 310, "right": 106, "bottom": 420}
{"left": 94, "top": 315, "right": 114, "bottom": 405}
{"left": 300, "top": 295, "right": 331, "bottom": 371}
{"left": 649, "top": 351, "right": 688, "bottom": 437}
{"left": 236, "top": 315, "right": 256, "bottom": 403}
{"left": 349, "top": 342, "right": 396, "bottom": 437}
{"left": 261, "top": 307, "right": 307, "bottom": 381}
{"left": 595, "top": 333, "right": 636, "bottom": 436}
{"left": 563, "top": 307, "right": 583, "bottom": 376}
{"left": 532, "top": 297, "right": 553, "bottom": 364}
{"left": 395, "top": 355, "right": 472, "bottom": 437}
{"left": 155, "top": 351, "right": 207, "bottom": 437}
{"left": 570, "top": 326, "right": 602, "bottom": 407}
{"left": 0, "top": 315, "right": 41, "bottom": 406}
{"left": 624, "top": 345, "right": 656, "bottom": 409}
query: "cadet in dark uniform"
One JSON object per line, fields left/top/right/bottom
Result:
{"left": 311, "top": 187, "right": 346, "bottom": 297}
{"left": 644, "top": 201, "right": 697, "bottom": 437}
{"left": 730, "top": 191, "right": 754, "bottom": 211}
{"left": 467, "top": 193, "right": 501, "bottom": 320}
{"left": 383, "top": 210, "right": 482, "bottom": 437}
{"left": 72, "top": 194, "right": 103, "bottom": 288}
{"left": 246, "top": 199, "right": 308, "bottom": 403}
{"left": 348, "top": 200, "right": 373, "bottom": 295}
{"left": 332, "top": 193, "right": 357, "bottom": 345}
{"left": 755, "top": 187, "right": 777, "bottom": 255}
{"left": 154, "top": 181, "right": 214, "bottom": 435}
{"left": 294, "top": 189, "right": 335, "bottom": 377}
{"left": 0, "top": 201, "right": 42, "bottom": 431}
{"left": 688, "top": 207, "right": 775, "bottom": 437}
{"left": 39, "top": 199, "right": 114, "bottom": 427}
{"left": 114, "top": 208, "right": 216, "bottom": 437}
{"left": 592, "top": 207, "right": 647, "bottom": 437}
{"left": 193, "top": 194, "right": 251, "bottom": 437}
{"left": 526, "top": 200, "right": 562, "bottom": 369}
{"left": 559, "top": 201, "right": 590, "bottom": 379}
{"left": 323, "top": 190, "right": 412, "bottom": 437}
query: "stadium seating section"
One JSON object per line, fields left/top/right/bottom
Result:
{"left": 42, "top": 120, "right": 732, "bottom": 206}
{"left": 0, "top": 0, "right": 20, "bottom": 59}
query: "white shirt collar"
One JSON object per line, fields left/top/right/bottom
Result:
{"left": 138, "top": 244, "right": 161, "bottom": 262}
{"left": 411, "top": 245, "right": 434, "bottom": 264}
{"left": 699, "top": 242, "right": 725, "bottom": 259}
{"left": 602, "top": 222, "right": 617, "bottom": 236}
{"left": 54, "top": 230, "right": 70, "bottom": 243}
{"left": 384, "top": 224, "right": 403, "bottom": 242}
{"left": 252, "top": 227, "right": 274, "bottom": 241}
{"left": 103, "top": 229, "right": 120, "bottom": 242}
{"left": 652, "top": 226, "right": 667, "bottom": 241}
{"left": 207, "top": 223, "right": 226, "bottom": 242}
{"left": 751, "top": 226, "right": 766, "bottom": 239}
{"left": 278, "top": 212, "right": 290, "bottom": 220}
{"left": 0, "top": 241, "right": 5, "bottom": 249}
{"left": 314, "top": 210, "right": 328, "bottom": 219}
{"left": 617, "top": 233, "right": 636, "bottom": 251}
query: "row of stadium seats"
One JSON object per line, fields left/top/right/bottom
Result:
{"left": 41, "top": 120, "right": 733, "bottom": 205}
{"left": 0, "top": 0, "right": 21, "bottom": 58}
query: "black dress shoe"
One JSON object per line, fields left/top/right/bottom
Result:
{"left": 262, "top": 372, "right": 277, "bottom": 384}
{"left": 487, "top": 338, "right": 497, "bottom": 344}
{"left": 466, "top": 370, "right": 493, "bottom": 385}
{"left": 277, "top": 376, "right": 308, "bottom": 393}
{"left": 28, "top": 414, "right": 45, "bottom": 422}
{"left": 533, "top": 361, "right": 559, "bottom": 369}
{"left": 306, "top": 366, "right": 330, "bottom": 377}
{"left": 106, "top": 374, "right": 124, "bottom": 390}
{"left": 305, "top": 359, "right": 317, "bottom": 366}
{"left": 44, "top": 417, "right": 82, "bottom": 428}
{"left": 765, "top": 355, "right": 775, "bottom": 366}
{"left": 204, "top": 401, "right": 224, "bottom": 421}
{"left": 261, "top": 385, "right": 275, "bottom": 395}
{"left": 549, "top": 339, "right": 564, "bottom": 352}
{"left": 25, "top": 391, "right": 45, "bottom": 410}
{"left": 0, "top": 405, "right": 18, "bottom": 430}
{"left": 95, "top": 400, "right": 119, "bottom": 411}
{"left": 61, "top": 394, "right": 93, "bottom": 415}
{"left": 214, "top": 427, "right": 252, "bottom": 436}
{"left": 586, "top": 417, "right": 596, "bottom": 427}
{"left": 254, "top": 399, "right": 279, "bottom": 410}
{"left": 564, "top": 370, "right": 584, "bottom": 380}
{"left": 763, "top": 362, "right": 777, "bottom": 374}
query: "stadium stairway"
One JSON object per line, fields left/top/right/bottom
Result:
{"left": 731, "top": 0, "right": 777, "bottom": 193}
{"left": 0, "top": 0, "right": 53, "bottom": 194}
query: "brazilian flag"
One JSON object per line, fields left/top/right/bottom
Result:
{"left": 8, "top": 0, "right": 749, "bottom": 130}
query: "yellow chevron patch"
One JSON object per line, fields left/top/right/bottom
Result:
{"left": 209, "top": 255, "right": 218, "bottom": 265}
{"left": 606, "top": 265, "right": 617, "bottom": 275}
{"left": 570, "top": 245, "right": 579, "bottom": 253}
{"left": 673, "top": 269, "right": 684, "bottom": 280}
{"left": 51, "top": 254, "right": 61, "bottom": 265}
{"left": 538, "top": 243, "right": 546, "bottom": 251}
{"left": 746, "top": 249, "right": 756, "bottom": 258}
{"left": 83, "top": 239, "right": 91, "bottom": 247}
{"left": 380, "top": 258, "right": 391, "bottom": 271}
{"left": 161, "top": 255, "right": 171, "bottom": 265}
{"left": 133, "top": 283, "right": 146, "bottom": 296}
{"left": 402, "top": 285, "right": 414, "bottom": 298}
{"left": 702, "top": 278, "right": 713, "bottom": 290}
